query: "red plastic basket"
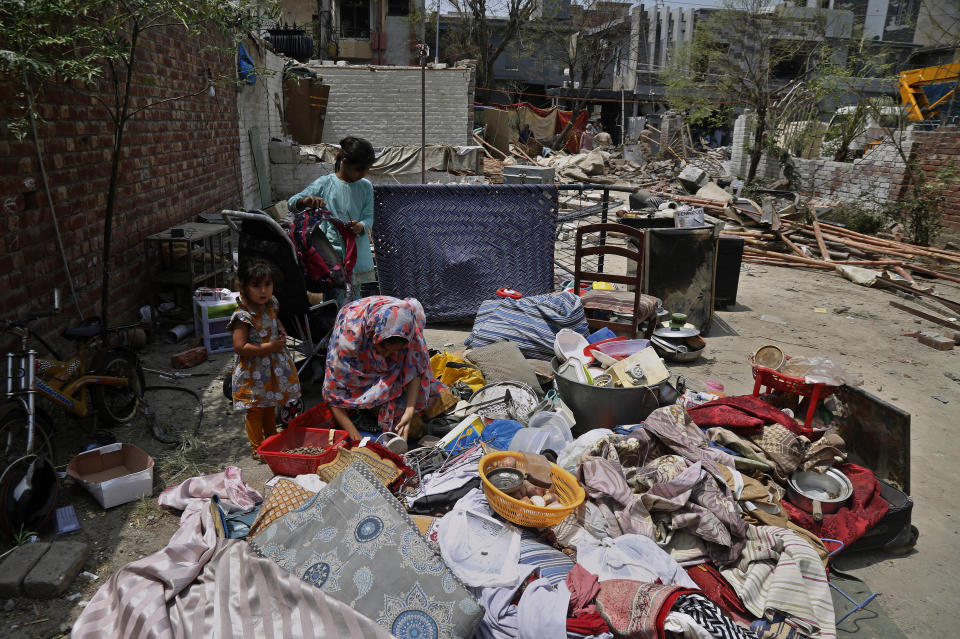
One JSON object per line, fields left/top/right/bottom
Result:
{"left": 257, "top": 427, "right": 349, "bottom": 476}
{"left": 750, "top": 364, "right": 837, "bottom": 436}
{"left": 287, "top": 402, "right": 336, "bottom": 429}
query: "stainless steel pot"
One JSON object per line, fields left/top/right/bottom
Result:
{"left": 551, "top": 357, "right": 679, "bottom": 430}
{"left": 786, "top": 468, "right": 853, "bottom": 521}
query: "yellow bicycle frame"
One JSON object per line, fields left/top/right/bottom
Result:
{"left": 35, "top": 354, "right": 130, "bottom": 418}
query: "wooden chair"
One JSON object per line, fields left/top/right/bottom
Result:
{"left": 573, "top": 223, "right": 660, "bottom": 339}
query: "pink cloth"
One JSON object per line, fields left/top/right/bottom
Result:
{"left": 158, "top": 466, "right": 262, "bottom": 544}
{"left": 566, "top": 563, "right": 601, "bottom": 617}
{"left": 73, "top": 497, "right": 391, "bottom": 639}
{"left": 158, "top": 466, "right": 262, "bottom": 511}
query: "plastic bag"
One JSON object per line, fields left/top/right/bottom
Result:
{"left": 781, "top": 356, "right": 863, "bottom": 387}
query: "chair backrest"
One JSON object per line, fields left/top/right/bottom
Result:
{"left": 573, "top": 222, "right": 647, "bottom": 337}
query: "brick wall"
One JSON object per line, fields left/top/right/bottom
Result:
{"left": 0, "top": 26, "right": 242, "bottom": 335}
{"left": 911, "top": 128, "right": 960, "bottom": 229}
{"left": 730, "top": 113, "right": 913, "bottom": 208}
{"left": 307, "top": 64, "right": 475, "bottom": 147}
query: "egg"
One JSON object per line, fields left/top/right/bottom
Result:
{"left": 500, "top": 456, "right": 518, "bottom": 469}
{"left": 530, "top": 495, "right": 546, "bottom": 507}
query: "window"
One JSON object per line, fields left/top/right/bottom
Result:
{"left": 340, "top": 0, "right": 371, "bottom": 39}
{"left": 387, "top": 0, "right": 409, "bottom": 16}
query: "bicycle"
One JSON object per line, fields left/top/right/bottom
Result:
{"left": 1, "top": 290, "right": 145, "bottom": 469}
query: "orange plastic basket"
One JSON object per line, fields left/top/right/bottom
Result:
{"left": 479, "top": 451, "right": 585, "bottom": 528}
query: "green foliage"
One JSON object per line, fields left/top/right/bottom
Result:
{"left": 662, "top": 0, "right": 840, "bottom": 182}
{"left": 882, "top": 164, "right": 959, "bottom": 246}
{"left": 830, "top": 202, "right": 886, "bottom": 235}
{"left": 14, "top": 524, "right": 38, "bottom": 546}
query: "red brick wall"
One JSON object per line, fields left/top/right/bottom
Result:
{"left": 0, "top": 26, "right": 241, "bottom": 341}
{"left": 910, "top": 128, "right": 960, "bottom": 230}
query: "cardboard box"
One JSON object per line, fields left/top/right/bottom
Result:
{"left": 66, "top": 443, "right": 154, "bottom": 508}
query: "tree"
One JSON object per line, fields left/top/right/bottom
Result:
{"left": 540, "top": 0, "right": 629, "bottom": 149}
{"left": 446, "top": 0, "right": 539, "bottom": 89}
{"left": 662, "top": 0, "right": 839, "bottom": 182}
{"left": 1, "top": 0, "right": 276, "bottom": 320}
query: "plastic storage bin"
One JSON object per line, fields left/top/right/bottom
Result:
{"left": 194, "top": 292, "right": 240, "bottom": 355}
{"left": 257, "top": 427, "right": 349, "bottom": 476}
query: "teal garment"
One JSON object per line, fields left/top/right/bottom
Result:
{"left": 288, "top": 173, "right": 375, "bottom": 279}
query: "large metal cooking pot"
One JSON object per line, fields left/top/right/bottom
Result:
{"left": 551, "top": 357, "right": 679, "bottom": 430}
{"left": 786, "top": 468, "right": 853, "bottom": 521}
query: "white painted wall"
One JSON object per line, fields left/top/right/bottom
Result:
{"left": 236, "top": 46, "right": 286, "bottom": 209}
{"left": 306, "top": 64, "right": 475, "bottom": 147}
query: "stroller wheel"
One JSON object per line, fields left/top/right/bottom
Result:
{"left": 278, "top": 398, "right": 304, "bottom": 429}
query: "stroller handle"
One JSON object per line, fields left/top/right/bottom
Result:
{"left": 221, "top": 209, "right": 300, "bottom": 265}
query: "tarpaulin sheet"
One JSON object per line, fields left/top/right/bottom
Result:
{"left": 372, "top": 184, "right": 558, "bottom": 322}
{"left": 297, "top": 143, "right": 483, "bottom": 175}
{"left": 556, "top": 109, "right": 589, "bottom": 152}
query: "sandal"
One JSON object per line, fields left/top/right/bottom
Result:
{"left": 251, "top": 451, "right": 264, "bottom": 462}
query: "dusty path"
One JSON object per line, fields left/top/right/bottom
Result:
{"left": 2, "top": 262, "right": 957, "bottom": 638}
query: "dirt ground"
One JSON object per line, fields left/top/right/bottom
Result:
{"left": 2, "top": 260, "right": 958, "bottom": 638}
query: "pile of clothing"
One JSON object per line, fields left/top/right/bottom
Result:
{"left": 70, "top": 293, "right": 899, "bottom": 638}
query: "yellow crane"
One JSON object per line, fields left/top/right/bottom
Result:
{"left": 898, "top": 62, "right": 960, "bottom": 122}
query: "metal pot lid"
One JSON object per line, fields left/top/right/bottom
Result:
{"left": 653, "top": 325, "right": 700, "bottom": 338}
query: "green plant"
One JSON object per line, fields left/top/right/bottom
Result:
{"left": 882, "top": 164, "right": 959, "bottom": 246}
{"left": 14, "top": 524, "right": 38, "bottom": 546}
{"left": 831, "top": 202, "right": 885, "bottom": 234}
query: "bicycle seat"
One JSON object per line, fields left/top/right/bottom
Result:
{"left": 62, "top": 316, "right": 103, "bottom": 340}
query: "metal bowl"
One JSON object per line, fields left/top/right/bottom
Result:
{"left": 787, "top": 468, "right": 853, "bottom": 516}
{"left": 651, "top": 335, "right": 706, "bottom": 363}
{"left": 485, "top": 467, "right": 525, "bottom": 497}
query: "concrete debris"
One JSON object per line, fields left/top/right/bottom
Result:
{"left": 678, "top": 165, "right": 708, "bottom": 193}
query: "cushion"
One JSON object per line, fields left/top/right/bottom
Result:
{"left": 464, "top": 340, "right": 544, "bottom": 393}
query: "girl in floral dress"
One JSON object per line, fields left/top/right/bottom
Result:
{"left": 228, "top": 261, "right": 301, "bottom": 459}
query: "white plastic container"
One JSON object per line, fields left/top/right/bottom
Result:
{"left": 509, "top": 415, "right": 572, "bottom": 454}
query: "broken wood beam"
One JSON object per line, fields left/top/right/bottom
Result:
{"left": 889, "top": 300, "right": 960, "bottom": 331}
{"left": 905, "top": 265, "right": 960, "bottom": 285}
{"left": 472, "top": 133, "right": 508, "bottom": 160}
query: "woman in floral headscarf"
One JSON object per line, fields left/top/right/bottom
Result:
{"left": 323, "top": 296, "right": 446, "bottom": 441}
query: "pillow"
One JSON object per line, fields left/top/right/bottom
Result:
{"left": 246, "top": 479, "right": 313, "bottom": 539}
{"left": 464, "top": 340, "right": 544, "bottom": 394}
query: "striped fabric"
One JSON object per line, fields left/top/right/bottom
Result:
{"left": 465, "top": 292, "right": 590, "bottom": 360}
{"left": 721, "top": 526, "right": 836, "bottom": 639}
{"left": 518, "top": 538, "right": 575, "bottom": 586}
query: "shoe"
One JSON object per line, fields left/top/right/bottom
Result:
{"left": 252, "top": 451, "right": 264, "bottom": 462}
{"left": 381, "top": 433, "right": 408, "bottom": 455}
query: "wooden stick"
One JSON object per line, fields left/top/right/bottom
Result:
{"left": 889, "top": 300, "right": 960, "bottom": 331}
{"left": 879, "top": 277, "right": 960, "bottom": 313}
{"left": 777, "top": 231, "right": 808, "bottom": 258}
{"left": 743, "top": 257, "right": 833, "bottom": 270}
{"left": 472, "top": 133, "right": 508, "bottom": 159}
{"left": 813, "top": 221, "right": 832, "bottom": 262}
{"left": 905, "top": 264, "right": 960, "bottom": 285}
{"left": 809, "top": 222, "right": 960, "bottom": 262}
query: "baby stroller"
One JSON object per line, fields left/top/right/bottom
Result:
{"left": 221, "top": 210, "right": 344, "bottom": 420}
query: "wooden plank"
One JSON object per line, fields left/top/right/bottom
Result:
{"left": 813, "top": 221, "right": 832, "bottom": 262}
{"left": 879, "top": 277, "right": 960, "bottom": 314}
{"left": 889, "top": 300, "right": 960, "bottom": 331}
{"left": 248, "top": 127, "right": 270, "bottom": 208}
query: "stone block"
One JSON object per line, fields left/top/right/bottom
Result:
{"left": 22, "top": 541, "right": 89, "bottom": 599}
{"left": 678, "top": 165, "right": 708, "bottom": 193}
{"left": 0, "top": 543, "right": 50, "bottom": 598}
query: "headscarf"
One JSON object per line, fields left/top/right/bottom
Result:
{"left": 322, "top": 296, "right": 432, "bottom": 413}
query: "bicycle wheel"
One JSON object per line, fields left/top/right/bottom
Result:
{"left": 92, "top": 350, "right": 144, "bottom": 424}
{"left": 0, "top": 406, "right": 57, "bottom": 468}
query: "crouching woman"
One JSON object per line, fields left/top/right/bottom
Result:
{"left": 323, "top": 296, "right": 446, "bottom": 442}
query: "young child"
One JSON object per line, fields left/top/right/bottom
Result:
{"left": 228, "top": 260, "right": 301, "bottom": 460}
